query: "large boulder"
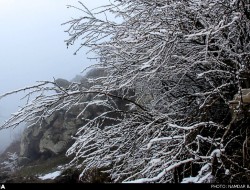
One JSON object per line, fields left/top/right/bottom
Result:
{"left": 20, "top": 108, "right": 84, "bottom": 160}
{"left": 19, "top": 87, "right": 110, "bottom": 160}
{"left": 54, "top": 78, "right": 71, "bottom": 89}
{"left": 19, "top": 69, "right": 130, "bottom": 161}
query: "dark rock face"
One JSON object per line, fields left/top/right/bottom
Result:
{"left": 19, "top": 68, "right": 132, "bottom": 163}
{"left": 19, "top": 68, "right": 118, "bottom": 161}
{"left": 20, "top": 108, "right": 84, "bottom": 160}
{"left": 55, "top": 78, "right": 71, "bottom": 89}
{"left": 19, "top": 98, "right": 114, "bottom": 160}
{"left": 20, "top": 124, "right": 44, "bottom": 160}
{"left": 18, "top": 157, "right": 31, "bottom": 166}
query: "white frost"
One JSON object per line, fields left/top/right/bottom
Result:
{"left": 181, "top": 176, "right": 199, "bottom": 183}
{"left": 210, "top": 149, "right": 224, "bottom": 158}
{"left": 181, "top": 163, "right": 214, "bottom": 183}
{"left": 149, "top": 158, "right": 161, "bottom": 165}
{"left": 38, "top": 170, "right": 62, "bottom": 180}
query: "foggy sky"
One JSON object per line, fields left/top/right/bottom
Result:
{"left": 0, "top": 0, "right": 109, "bottom": 152}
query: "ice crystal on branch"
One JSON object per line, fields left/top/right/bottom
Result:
{"left": 1, "top": 0, "right": 250, "bottom": 183}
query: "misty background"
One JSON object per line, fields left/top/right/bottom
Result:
{"left": 0, "top": 0, "right": 108, "bottom": 153}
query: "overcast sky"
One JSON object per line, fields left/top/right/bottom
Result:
{"left": 0, "top": 0, "right": 109, "bottom": 152}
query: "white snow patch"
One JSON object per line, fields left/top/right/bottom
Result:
{"left": 181, "top": 176, "right": 199, "bottom": 183}
{"left": 140, "top": 63, "right": 151, "bottom": 70}
{"left": 38, "top": 170, "right": 62, "bottom": 180}
{"left": 149, "top": 158, "right": 161, "bottom": 165}
{"left": 197, "top": 73, "right": 204, "bottom": 78}
{"left": 181, "top": 163, "right": 214, "bottom": 183}
{"left": 211, "top": 149, "right": 224, "bottom": 158}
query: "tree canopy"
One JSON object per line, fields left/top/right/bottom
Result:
{"left": 1, "top": 0, "right": 250, "bottom": 183}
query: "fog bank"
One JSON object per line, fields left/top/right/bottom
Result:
{"left": 0, "top": 0, "right": 109, "bottom": 153}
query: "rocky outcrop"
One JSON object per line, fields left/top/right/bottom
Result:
{"left": 19, "top": 68, "right": 125, "bottom": 161}
{"left": 55, "top": 78, "right": 71, "bottom": 89}
{"left": 20, "top": 109, "right": 80, "bottom": 160}
{"left": 19, "top": 96, "right": 97, "bottom": 160}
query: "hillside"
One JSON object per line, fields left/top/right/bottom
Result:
{"left": 0, "top": 69, "right": 118, "bottom": 183}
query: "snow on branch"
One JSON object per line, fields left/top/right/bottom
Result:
{"left": 1, "top": 0, "right": 249, "bottom": 183}
{"left": 124, "top": 158, "right": 197, "bottom": 183}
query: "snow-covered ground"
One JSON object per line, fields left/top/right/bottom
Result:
{"left": 38, "top": 170, "right": 62, "bottom": 180}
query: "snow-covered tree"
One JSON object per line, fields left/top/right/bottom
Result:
{"left": 1, "top": 152, "right": 19, "bottom": 173}
{"left": 1, "top": 0, "right": 250, "bottom": 183}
